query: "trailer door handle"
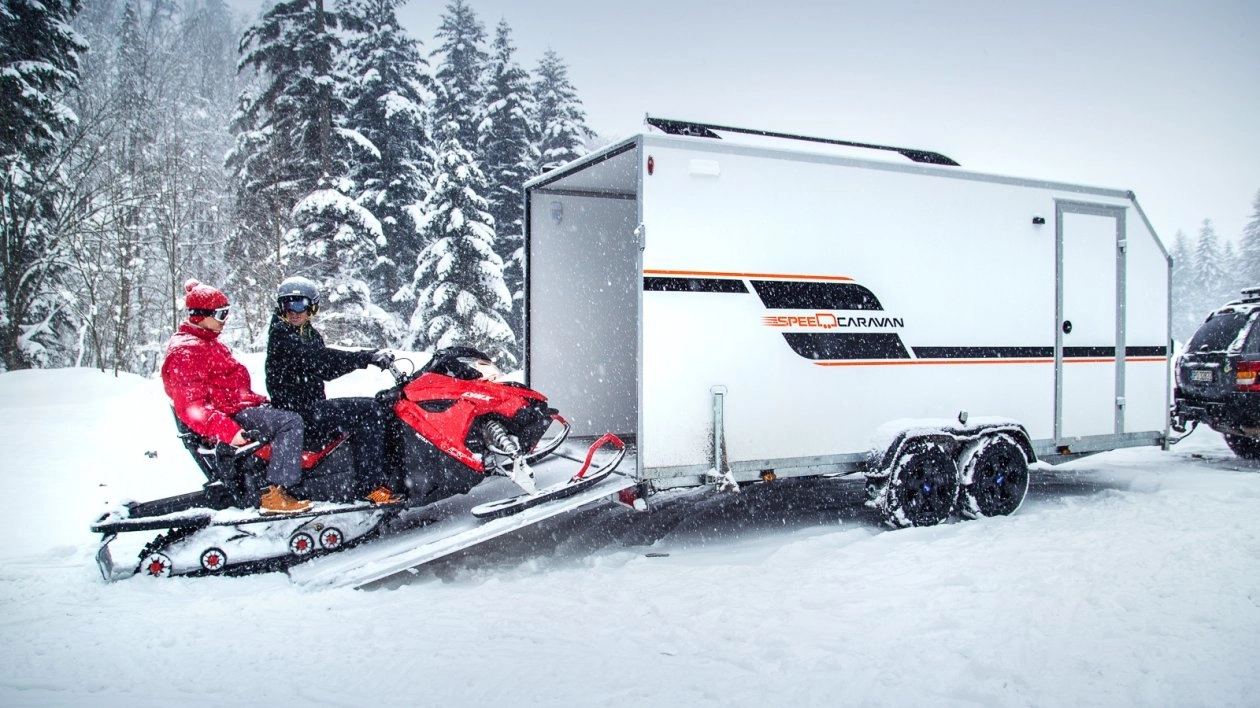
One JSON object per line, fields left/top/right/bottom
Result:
{"left": 1062, "top": 320, "right": 1073, "bottom": 334}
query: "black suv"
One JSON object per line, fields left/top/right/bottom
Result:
{"left": 1173, "top": 287, "right": 1260, "bottom": 457}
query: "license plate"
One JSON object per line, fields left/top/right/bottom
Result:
{"left": 1190, "top": 370, "right": 1214, "bottom": 383}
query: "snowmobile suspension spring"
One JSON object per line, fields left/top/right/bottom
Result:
{"left": 483, "top": 420, "right": 522, "bottom": 456}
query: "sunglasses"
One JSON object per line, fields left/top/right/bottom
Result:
{"left": 280, "top": 297, "right": 312, "bottom": 314}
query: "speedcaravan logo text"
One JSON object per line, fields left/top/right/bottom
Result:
{"left": 762, "top": 313, "right": 905, "bottom": 330}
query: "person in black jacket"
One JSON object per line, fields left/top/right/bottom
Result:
{"left": 265, "top": 276, "right": 401, "bottom": 504}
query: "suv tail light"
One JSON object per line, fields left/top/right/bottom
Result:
{"left": 1237, "top": 361, "right": 1260, "bottom": 391}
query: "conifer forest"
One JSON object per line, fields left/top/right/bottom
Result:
{"left": 2, "top": 1, "right": 1257, "bottom": 375}
{"left": 2, "top": 0, "right": 593, "bottom": 373}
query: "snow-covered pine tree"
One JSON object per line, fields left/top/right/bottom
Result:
{"left": 0, "top": 0, "right": 87, "bottom": 370}
{"left": 429, "top": 0, "right": 487, "bottom": 164}
{"left": 94, "top": 0, "right": 157, "bottom": 374}
{"left": 479, "top": 19, "right": 533, "bottom": 351}
{"left": 1239, "top": 190, "right": 1260, "bottom": 290}
{"left": 50, "top": 1, "right": 245, "bottom": 374}
{"left": 158, "top": 0, "right": 242, "bottom": 334}
{"left": 1220, "top": 240, "right": 1243, "bottom": 304}
{"left": 338, "top": 0, "right": 431, "bottom": 340}
{"left": 406, "top": 125, "right": 516, "bottom": 369}
{"left": 1192, "top": 219, "right": 1226, "bottom": 320}
{"left": 1168, "top": 229, "right": 1200, "bottom": 343}
{"left": 530, "top": 49, "right": 592, "bottom": 174}
{"left": 231, "top": 0, "right": 385, "bottom": 345}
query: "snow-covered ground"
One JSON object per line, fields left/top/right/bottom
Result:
{"left": 1, "top": 365, "right": 1258, "bottom": 707}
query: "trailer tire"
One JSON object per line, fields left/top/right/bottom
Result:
{"left": 959, "top": 434, "right": 1029, "bottom": 519}
{"left": 878, "top": 439, "right": 959, "bottom": 528}
{"left": 1224, "top": 434, "right": 1260, "bottom": 459}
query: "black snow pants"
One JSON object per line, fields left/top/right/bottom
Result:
{"left": 304, "top": 397, "right": 390, "bottom": 495}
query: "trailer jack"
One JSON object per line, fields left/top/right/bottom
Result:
{"left": 707, "top": 386, "right": 738, "bottom": 493}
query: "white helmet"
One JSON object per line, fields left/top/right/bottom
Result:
{"left": 276, "top": 276, "right": 320, "bottom": 315}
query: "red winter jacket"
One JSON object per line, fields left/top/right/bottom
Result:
{"left": 161, "top": 322, "right": 268, "bottom": 443}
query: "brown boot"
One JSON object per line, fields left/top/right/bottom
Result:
{"left": 365, "top": 486, "right": 404, "bottom": 505}
{"left": 260, "top": 485, "right": 311, "bottom": 514}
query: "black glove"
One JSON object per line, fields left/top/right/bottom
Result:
{"left": 369, "top": 349, "right": 394, "bottom": 370}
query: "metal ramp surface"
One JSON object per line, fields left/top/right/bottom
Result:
{"left": 288, "top": 444, "right": 636, "bottom": 590}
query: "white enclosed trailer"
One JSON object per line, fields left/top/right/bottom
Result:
{"left": 525, "top": 117, "right": 1172, "bottom": 527}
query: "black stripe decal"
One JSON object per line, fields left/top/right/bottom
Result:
{"left": 644, "top": 277, "right": 748, "bottom": 293}
{"left": 1063, "top": 347, "right": 1115, "bottom": 358}
{"left": 783, "top": 333, "right": 910, "bottom": 360}
{"left": 911, "top": 346, "right": 1169, "bottom": 360}
{"left": 912, "top": 346, "right": 1054, "bottom": 359}
{"left": 751, "top": 281, "right": 884, "bottom": 311}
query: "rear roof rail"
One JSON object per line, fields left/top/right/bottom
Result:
{"left": 645, "top": 115, "right": 960, "bottom": 166}
{"left": 1240, "top": 286, "right": 1260, "bottom": 303}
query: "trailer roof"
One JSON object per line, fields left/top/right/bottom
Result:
{"left": 523, "top": 126, "right": 1167, "bottom": 259}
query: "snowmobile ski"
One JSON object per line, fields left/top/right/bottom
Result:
{"left": 471, "top": 433, "right": 626, "bottom": 519}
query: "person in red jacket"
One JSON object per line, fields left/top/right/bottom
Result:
{"left": 161, "top": 280, "right": 310, "bottom": 514}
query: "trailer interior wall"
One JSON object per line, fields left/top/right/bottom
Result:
{"left": 526, "top": 145, "right": 640, "bottom": 443}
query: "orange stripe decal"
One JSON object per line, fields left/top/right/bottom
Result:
{"left": 643, "top": 269, "right": 853, "bottom": 282}
{"left": 815, "top": 356, "right": 1168, "bottom": 367}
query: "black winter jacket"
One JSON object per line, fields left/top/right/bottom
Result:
{"left": 265, "top": 316, "right": 373, "bottom": 417}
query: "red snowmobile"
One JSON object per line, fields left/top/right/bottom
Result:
{"left": 92, "top": 347, "right": 625, "bottom": 580}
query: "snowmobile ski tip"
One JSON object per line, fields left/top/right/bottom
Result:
{"left": 471, "top": 433, "right": 626, "bottom": 519}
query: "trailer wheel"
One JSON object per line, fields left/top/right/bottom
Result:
{"left": 1224, "top": 434, "right": 1260, "bottom": 459}
{"left": 959, "top": 434, "right": 1029, "bottom": 519}
{"left": 878, "top": 439, "right": 959, "bottom": 528}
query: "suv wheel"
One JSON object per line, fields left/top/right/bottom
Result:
{"left": 1224, "top": 434, "right": 1260, "bottom": 459}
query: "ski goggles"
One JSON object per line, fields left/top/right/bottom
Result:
{"left": 279, "top": 297, "right": 313, "bottom": 314}
{"left": 190, "top": 306, "right": 230, "bottom": 321}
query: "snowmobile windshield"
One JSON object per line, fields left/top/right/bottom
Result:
{"left": 1186, "top": 311, "right": 1254, "bottom": 354}
{"left": 461, "top": 357, "right": 505, "bottom": 381}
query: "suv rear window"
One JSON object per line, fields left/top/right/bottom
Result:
{"left": 1187, "top": 311, "right": 1253, "bottom": 353}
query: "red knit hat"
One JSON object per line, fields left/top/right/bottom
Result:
{"left": 184, "top": 279, "right": 229, "bottom": 322}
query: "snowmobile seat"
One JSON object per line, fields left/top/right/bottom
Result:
{"left": 170, "top": 409, "right": 267, "bottom": 508}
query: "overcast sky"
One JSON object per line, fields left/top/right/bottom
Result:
{"left": 236, "top": 0, "right": 1259, "bottom": 249}
{"left": 394, "top": 0, "right": 1260, "bottom": 250}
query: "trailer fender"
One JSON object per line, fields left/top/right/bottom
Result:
{"left": 867, "top": 421, "right": 1036, "bottom": 479}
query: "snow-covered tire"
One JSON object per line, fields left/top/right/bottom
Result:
{"left": 1224, "top": 434, "right": 1260, "bottom": 459}
{"left": 139, "top": 553, "right": 173, "bottom": 578}
{"left": 289, "top": 532, "right": 316, "bottom": 557}
{"left": 134, "top": 528, "right": 194, "bottom": 578}
{"left": 958, "top": 434, "right": 1029, "bottom": 519}
{"left": 318, "top": 527, "right": 344, "bottom": 550}
{"left": 199, "top": 547, "right": 228, "bottom": 573}
{"left": 876, "top": 439, "right": 959, "bottom": 528}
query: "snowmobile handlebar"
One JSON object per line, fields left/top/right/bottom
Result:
{"left": 387, "top": 359, "right": 412, "bottom": 387}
